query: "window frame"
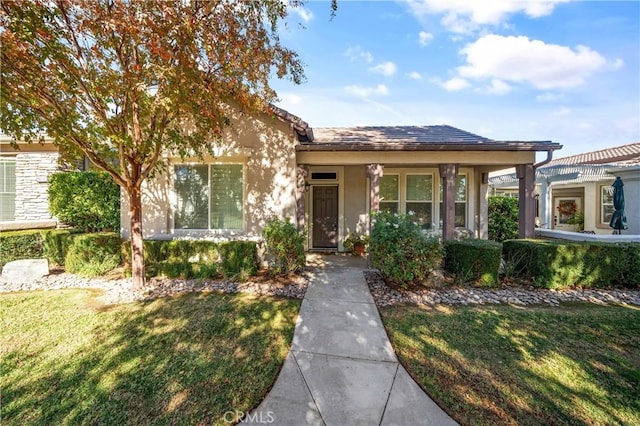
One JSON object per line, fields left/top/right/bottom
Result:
{"left": 173, "top": 162, "right": 245, "bottom": 232}
{"left": 600, "top": 184, "right": 614, "bottom": 226}
{"left": 379, "top": 173, "right": 400, "bottom": 214}
{"left": 0, "top": 157, "right": 16, "bottom": 221}
{"left": 404, "top": 173, "right": 434, "bottom": 230}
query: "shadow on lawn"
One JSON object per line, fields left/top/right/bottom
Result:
{"left": 383, "top": 304, "right": 640, "bottom": 426}
{"left": 2, "top": 290, "right": 299, "bottom": 426}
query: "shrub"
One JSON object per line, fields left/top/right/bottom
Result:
{"left": 488, "top": 196, "right": 519, "bottom": 242}
{"left": 503, "top": 239, "right": 640, "bottom": 289}
{"left": 218, "top": 241, "right": 258, "bottom": 280}
{"left": 65, "top": 233, "right": 122, "bottom": 277}
{"left": 444, "top": 239, "right": 502, "bottom": 287}
{"left": 0, "top": 230, "right": 44, "bottom": 268}
{"left": 369, "top": 211, "right": 443, "bottom": 288}
{"left": 121, "top": 239, "right": 257, "bottom": 280}
{"left": 262, "top": 217, "right": 305, "bottom": 275}
{"left": 0, "top": 229, "right": 76, "bottom": 268}
{"left": 49, "top": 171, "right": 120, "bottom": 232}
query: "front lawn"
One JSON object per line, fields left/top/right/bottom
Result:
{"left": 0, "top": 289, "right": 300, "bottom": 425}
{"left": 381, "top": 304, "right": 640, "bottom": 425}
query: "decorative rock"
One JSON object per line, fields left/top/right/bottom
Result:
{"left": 2, "top": 259, "right": 49, "bottom": 283}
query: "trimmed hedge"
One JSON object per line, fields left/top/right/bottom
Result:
{"left": 122, "top": 239, "right": 258, "bottom": 280}
{"left": 0, "top": 229, "right": 77, "bottom": 269}
{"left": 503, "top": 239, "right": 640, "bottom": 289}
{"left": 65, "top": 233, "right": 122, "bottom": 277}
{"left": 444, "top": 239, "right": 502, "bottom": 287}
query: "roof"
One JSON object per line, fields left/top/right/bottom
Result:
{"left": 490, "top": 142, "right": 640, "bottom": 187}
{"left": 268, "top": 104, "right": 314, "bottom": 142}
{"left": 544, "top": 142, "right": 640, "bottom": 167}
{"left": 297, "top": 125, "right": 560, "bottom": 152}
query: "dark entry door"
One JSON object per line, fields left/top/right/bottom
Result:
{"left": 313, "top": 186, "right": 338, "bottom": 248}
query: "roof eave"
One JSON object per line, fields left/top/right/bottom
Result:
{"left": 296, "top": 141, "right": 561, "bottom": 152}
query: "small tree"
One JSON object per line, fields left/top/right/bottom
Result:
{"left": 488, "top": 196, "right": 519, "bottom": 242}
{"left": 0, "top": 1, "right": 321, "bottom": 289}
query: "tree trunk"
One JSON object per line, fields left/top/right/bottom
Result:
{"left": 128, "top": 184, "right": 146, "bottom": 291}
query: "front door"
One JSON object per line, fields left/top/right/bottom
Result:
{"left": 312, "top": 185, "right": 338, "bottom": 248}
{"left": 554, "top": 197, "right": 582, "bottom": 231}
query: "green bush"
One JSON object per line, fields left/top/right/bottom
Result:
{"left": 262, "top": 217, "right": 305, "bottom": 275}
{"left": 503, "top": 239, "right": 640, "bottom": 289}
{"left": 0, "top": 230, "right": 44, "bottom": 268}
{"left": 0, "top": 229, "right": 76, "bottom": 268}
{"left": 122, "top": 239, "right": 257, "bottom": 280}
{"left": 65, "top": 233, "right": 122, "bottom": 277}
{"left": 49, "top": 171, "right": 120, "bottom": 232}
{"left": 369, "top": 211, "right": 444, "bottom": 288}
{"left": 444, "top": 239, "right": 502, "bottom": 287}
{"left": 218, "top": 241, "right": 258, "bottom": 280}
{"left": 488, "top": 196, "right": 519, "bottom": 242}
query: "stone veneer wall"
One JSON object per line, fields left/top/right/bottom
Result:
{"left": 13, "top": 152, "right": 60, "bottom": 221}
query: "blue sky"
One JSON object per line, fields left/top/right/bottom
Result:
{"left": 272, "top": 0, "right": 639, "bottom": 158}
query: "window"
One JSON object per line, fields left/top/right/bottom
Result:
{"left": 439, "top": 175, "right": 467, "bottom": 227}
{"left": 0, "top": 158, "right": 16, "bottom": 221}
{"left": 379, "top": 174, "right": 399, "bottom": 213}
{"left": 406, "top": 174, "right": 433, "bottom": 229}
{"left": 174, "top": 164, "right": 243, "bottom": 230}
{"left": 601, "top": 185, "right": 614, "bottom": 225}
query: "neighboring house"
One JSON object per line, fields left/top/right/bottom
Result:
{"left": 490, "top": 143, "right": 640, "bottom": 235}
{"left": 0, "top": 135, "right": 61, "bottom": 231}
{"left": 125, "top": 107, "right": 561, "bottom": 250}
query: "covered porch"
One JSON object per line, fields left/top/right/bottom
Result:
{"left": 293, "top": 126, "right": 561, "bottom": 251}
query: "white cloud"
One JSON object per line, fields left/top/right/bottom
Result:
{"left": 441, "top": 77, "right": 471, "bottom": 91}
{"left": 288, "top": 4, "right": 314, "bottom": 23}
{"left": 457, "top": 34, "right": 609, "bottom": 89}
{"left": 344, "top": 45, "right": 373, "bottom": 63}
{"left": 407, "top": 71, "right": 423, "bottom": 80}
{"left": 344, "top": 84, "right": 389, "bottom": 98}
{"left": 418, "top": 31, "right": 434, "bottom": 46}
{"left": 536, "top": 92, "right": 564, "bottom": 102}
{"left": 369, "top": 61, "right": 398, "bottom": 77}
{"left": 406, "top": 0, "right": 570, "bottom": 34}
{"left": 480, "top": 79, "right": 511, "bottom": 95}
{"left": 553, "top": 106, "right": 572, "bottom": 116}
{"left": 280, "top": 93, "right": 302, "bottom": 105}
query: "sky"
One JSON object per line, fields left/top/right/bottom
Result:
{"left": 272, "top": 0, "right": 640, "bottom": 158}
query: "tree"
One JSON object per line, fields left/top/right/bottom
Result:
{"left": 0, "top": 0, "right": 324, "bottom": 289}
{"left": 488, "top": 196, "right": 519, "bottom": 242}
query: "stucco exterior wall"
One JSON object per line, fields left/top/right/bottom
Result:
{"left": 13, "top": 151, "right": 59, "bottom": 221}
{"left": 121, "top": 113, "right": 298, "bottom": 239}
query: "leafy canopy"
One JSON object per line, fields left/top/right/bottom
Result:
{"left": 0, "top": 0, "right": 305, "bottom": 186}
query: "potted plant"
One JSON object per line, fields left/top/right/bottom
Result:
{"left": 344, "top": 232, "right": 369, "bottom": 256}
{"left": 567, "top": 210, "right": 585, "bottom": 231}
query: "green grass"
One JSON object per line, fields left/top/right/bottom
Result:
{"left": 381, "top": 304, "right": 640, "bottom": 426}
{"left": 0, "top": 289, "right": 300, "bottom": 425}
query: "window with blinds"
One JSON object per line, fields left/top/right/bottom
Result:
{"left": 0, "top": 158, "right": 16, "bottom": 221}
{"left": 174, "top": 164, "right": 243, "bottom": 230}
{"left": 379, "top": 174, "right": 399, "bottom": 213}
{"left": 406, "top": 174, "right": 433, "bottom": 229}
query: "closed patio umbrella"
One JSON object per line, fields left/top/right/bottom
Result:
{"left": 609, "top": 177, "right": 628, "bottom": 234}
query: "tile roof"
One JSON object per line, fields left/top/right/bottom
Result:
{"left": 311, "top": 125, "right": 491, "bottom": 144}
{"left": 298, "top": 125, "right": 559, "bottom": 151}
{"left": 544, "top": 142, "right": 640, "bottom": 167}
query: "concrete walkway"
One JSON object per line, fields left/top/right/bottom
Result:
{"left": 245, "top": 255, "right": 458, "bottom": 425}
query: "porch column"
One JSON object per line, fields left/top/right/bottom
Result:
{"left": 366, "top": 164, "right": 384, "bottom": 212}
{"left": 478, "top": 171, "right": 489, "bottom": 239}
{"left": 295, "top": 165, "right": 308, "bottom": 231}
{"left": 439, "top": 164, "right": 458, "bottom": 241}
{"left": 517, "top": 164, "right": 536, "bottom": 238}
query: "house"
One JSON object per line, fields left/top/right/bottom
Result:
{"left": 123, "top": 107, "right": 561, "bottom": 250}
{"left": 0, "top": 135, "right": 61, "bottom": 231}
{"left": 490, "top": 143, "right": 640, "bottom": 235}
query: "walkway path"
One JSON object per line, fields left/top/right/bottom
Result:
{"left": 245, "top": 255, "right": 458, "bottom": 425}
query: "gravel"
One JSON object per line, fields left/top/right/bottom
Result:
{"left": 364, "top": 270, "right": 640, "bottom": 307}
{"left": 0, "top": 270, "right": 309, "bottom": 305}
